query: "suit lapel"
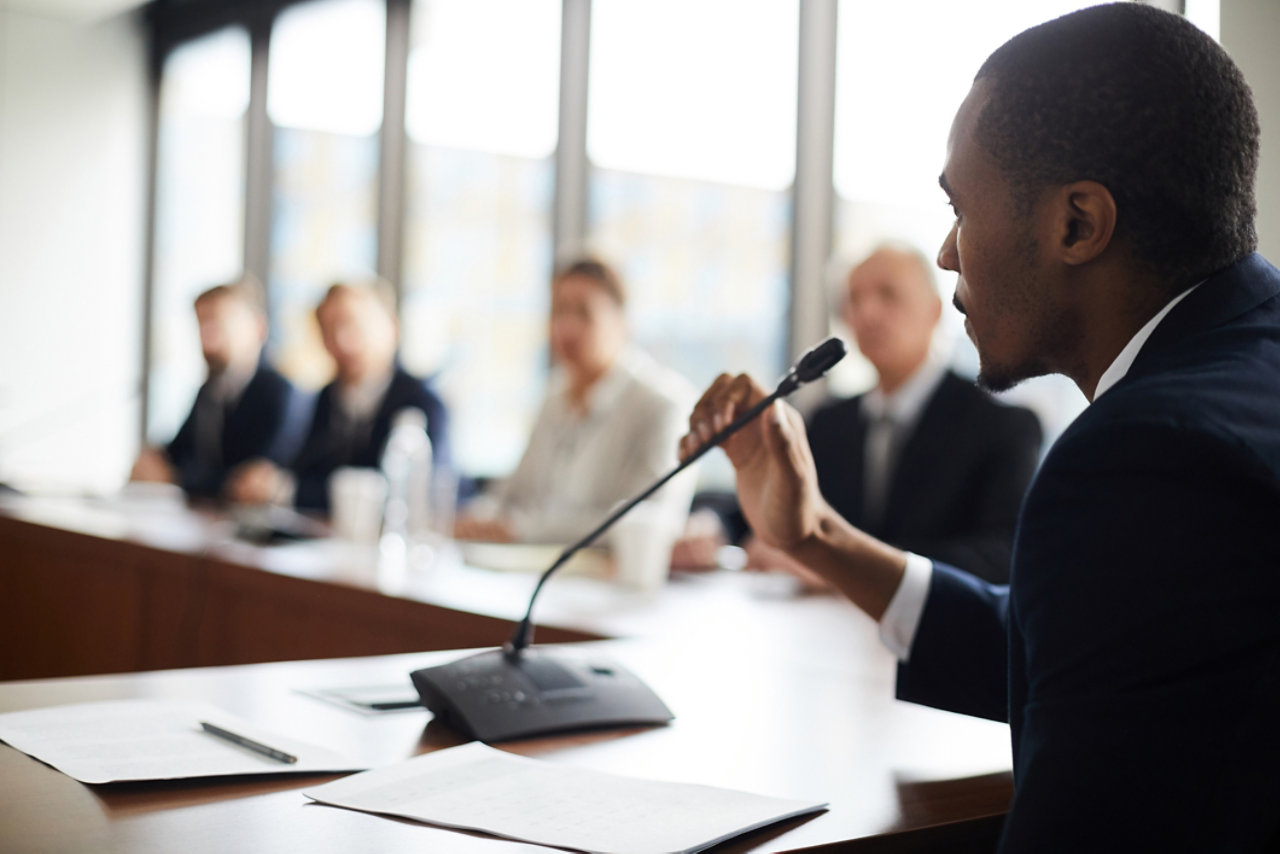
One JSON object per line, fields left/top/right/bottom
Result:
{"left": 1129, "top": 253, "right": 1280, "bottom": 381}
{"left": 844, "top": 400, "right": 870, "bottom": 525}
{"left": 220, "top": 367, "right": 263, "bottom": 461}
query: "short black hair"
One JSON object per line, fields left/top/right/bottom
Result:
{"left": 975, "top": 3, "right": 1258, "bottom": 292}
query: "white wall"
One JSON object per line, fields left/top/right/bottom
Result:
{"left": 0, "top": 7, "right": 147, "bottom": 492}
{"left": 1221, "top": 0, "right": 1280, "bottom": 263}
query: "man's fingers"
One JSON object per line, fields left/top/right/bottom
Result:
{"left": 679, "top": 372, "right": 777, "bottom": 465}
{"left": 683, "top": 373, "right": 744, "bottom": 460}
{"left": 719, "top": 373, "right": 761, "bottom": 425}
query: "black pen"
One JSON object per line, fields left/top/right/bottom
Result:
{"left": 200, "top": 721, "right": 298, "bottom": 764}
{"left": 367, "top": 699, "right": 423, "bottom": 710}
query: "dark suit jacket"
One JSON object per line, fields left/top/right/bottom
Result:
{"left": 167, "top": 362, "right": 308, "bottom": 498}
{"left": 807, "top": 371, "right": 1042, "bottom": 583}
{"left": 898, "top": 253, "right": 1280, "bottom": 852}
{"left": 291, "top": 365, "right": 451, "bottom": 511}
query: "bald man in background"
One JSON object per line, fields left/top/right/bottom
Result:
{"left": 747, "top": 245, "right": 1042, "bottom": 584}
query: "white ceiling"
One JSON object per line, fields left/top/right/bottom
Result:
{"left": 1, "top": 0, "right": 148, "bottom": 24}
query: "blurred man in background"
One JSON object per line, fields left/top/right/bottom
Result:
{"left": 131, "top": 276, "right": 307, "bottom": 498}
{"left": 780, "top": 245, "right": 1040, "bottom": 583}
{"left": 227, "top": 278, "right": 450, "bottom": 511}
{"left": 683, "top": 245, "right": 1041, "bottom": 585}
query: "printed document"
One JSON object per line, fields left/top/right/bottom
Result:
{"left": 305, "top": 741, "right": 826, "bottom": 854}
{"left": 0, "top": 698, "right": 361, "bottom": 784}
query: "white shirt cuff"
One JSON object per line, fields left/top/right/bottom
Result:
{"left": 878, "top": 552, "right": 933, "bottom": 662}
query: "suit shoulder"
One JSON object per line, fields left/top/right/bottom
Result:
{"left": 1075, "top": 356, "right": 1280, "bottom": 481}
{"left": 619, "top": 352, "right": 696, "bottom": 415}
{"left": 388, "top": 367, "right": 446, "bottom": 412}
{"left": 251, "top": 364, "right": 296, "bottom": 395}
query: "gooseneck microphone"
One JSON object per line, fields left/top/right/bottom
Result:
{"left": 409, "top": 337, "right": 846, "bottom": 742}
{"left": 506, "top": 335, "right": 848, "bottom": 656}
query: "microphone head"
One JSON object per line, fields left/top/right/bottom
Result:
{"left": 792, "top": 337, "right": 847, "bottom": 384}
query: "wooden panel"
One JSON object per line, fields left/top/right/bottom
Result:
{"left": 0, "top": 504, "right": 603, "bottom": 679}
{"left": 192, "top": 556, "right": 600, "bottom": 666}
{"left": 0, "top": 517, "right": 148, "bottom": 679}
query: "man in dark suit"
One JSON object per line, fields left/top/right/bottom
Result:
{"left": 685, "top": 248, "right": 1041, "bottom": 583}
{"left": 228, "top": 278, "right": 450, "bottom": 511}
{"left": 684, "top": 5, "right": 1280, "bottom": 851}
{"left": 131, "top": 277, "right": 307, "bottom": 498}
{"left": 805, "top": 246, "right": 1040, "bottom": 583}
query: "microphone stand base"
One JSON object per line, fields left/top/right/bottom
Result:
{"left": 410, "top": 646, "right": 674, "bottom": 742}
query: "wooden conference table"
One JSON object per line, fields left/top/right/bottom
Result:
{"left": 0, "top": 491, "right": 614, "bottom": 680}
{"left": 0, "top": 493, "right": 1014, "bottom": 851}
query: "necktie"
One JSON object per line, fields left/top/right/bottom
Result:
{"left": 862, "top": 412, "right": 898, "bottom": 532}
{"left": 333, "top": 410, "right": 363, "bottom": 467}
{"left": 195, "top": 386, "right": 225, "bottom": 472}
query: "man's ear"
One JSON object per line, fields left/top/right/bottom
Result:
{"left": 1053, "top": 180, "right": 1117, "bottom": 266}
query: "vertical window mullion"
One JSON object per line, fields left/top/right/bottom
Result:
{"left": 243, "top": 11, "right": 274, "bottom": 302}
{"left": 790, "top": 0, "right": 838, "bottom": 410}
{"left": 553, "top": 0, "right": 592, "bottom": 268}
{"left": 378, "top": 0, "right": 412, "bottom": 300}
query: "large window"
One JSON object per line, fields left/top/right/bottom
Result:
{"left": 400, "top": 0, "right": 561, "bottom": 477}
{"left": 146, "top": 0, "right": 1223, "bottom": 476}
{"left": 586, "top": 0, "right": 798, "bottom": 393}
{"left": 268, "top": 0, "right": 386, "bottom": 389}
{"left": 831, "top": 0, "right": 1102, "bottom": 437}
{"left": 148, "top": 27, "right": 250, "bottom": 441}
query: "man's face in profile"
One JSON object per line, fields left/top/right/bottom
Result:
{"left": 936, "top": 80, "right": 1061, "bottom": 392}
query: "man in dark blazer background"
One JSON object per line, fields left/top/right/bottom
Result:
{"left": 738, "top": 245, "right": 1041, "bottom": 585}
{"left": 228, "top": 279, "right": 451, "bottom": 511}
{"left": 805, "top": 246, "right": 1040, "bottom": 583}
{"left": 131, "top": 276, "right": 308, "bottom": 498}
{"left": 684, "top": 5, "right": 1280, "bottom": 851}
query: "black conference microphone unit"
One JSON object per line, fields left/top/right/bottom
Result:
{"left": 410, "top": 337, "right": 847, "bottom": 742}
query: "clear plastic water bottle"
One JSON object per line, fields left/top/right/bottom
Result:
{"left": 380, "top": 408, "right": 433, "bottom": 556}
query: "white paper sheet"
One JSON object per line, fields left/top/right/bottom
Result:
{"left": 305, "top": 742, "right": 826, "bottom": 854}
{"left": 0, "top": 699, "right": 363, "bottom": 784}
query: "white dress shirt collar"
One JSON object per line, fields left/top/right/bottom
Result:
{"left": 861, "top": 351, "right": 949, "bottom": 429}
{"left": 1093, "top": 284, "right": 1200, "bottom": 401}
{"left": 208, "top": 362, "right": 256, "bottom": 406}
{"left": 337, "top": 363, "right": 396, "bottom": 423}
{"left": 551, "top": 348, "right": 639, "bottom": 422}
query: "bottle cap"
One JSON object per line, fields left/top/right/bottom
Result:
{"left": 391, "top": 407, "right": 427, "bottom": 432}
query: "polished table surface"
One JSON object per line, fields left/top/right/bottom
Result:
{"left": 1, "top": 492, "right": 919, "bottom": 681}
{"left": 0, "top": 492, "right": 1014, "bottom": 850}
{"left": 0, "top": 643, "right": 1012, "bottom": 853}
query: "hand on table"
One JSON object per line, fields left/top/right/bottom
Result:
{"left": 742, "top": 535, "right": 833, "bottom": 592}
{"left": 130, "top": 447, "right": 176, "bottom": 484}
{"left": 669, "top": 508, "right": 729, "bottom": 571}
{"left": 225, "top": 459, "right": 286, "bottom": 505}
{"left": 453, "top": 516, "right": 516, "bottom": 543}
